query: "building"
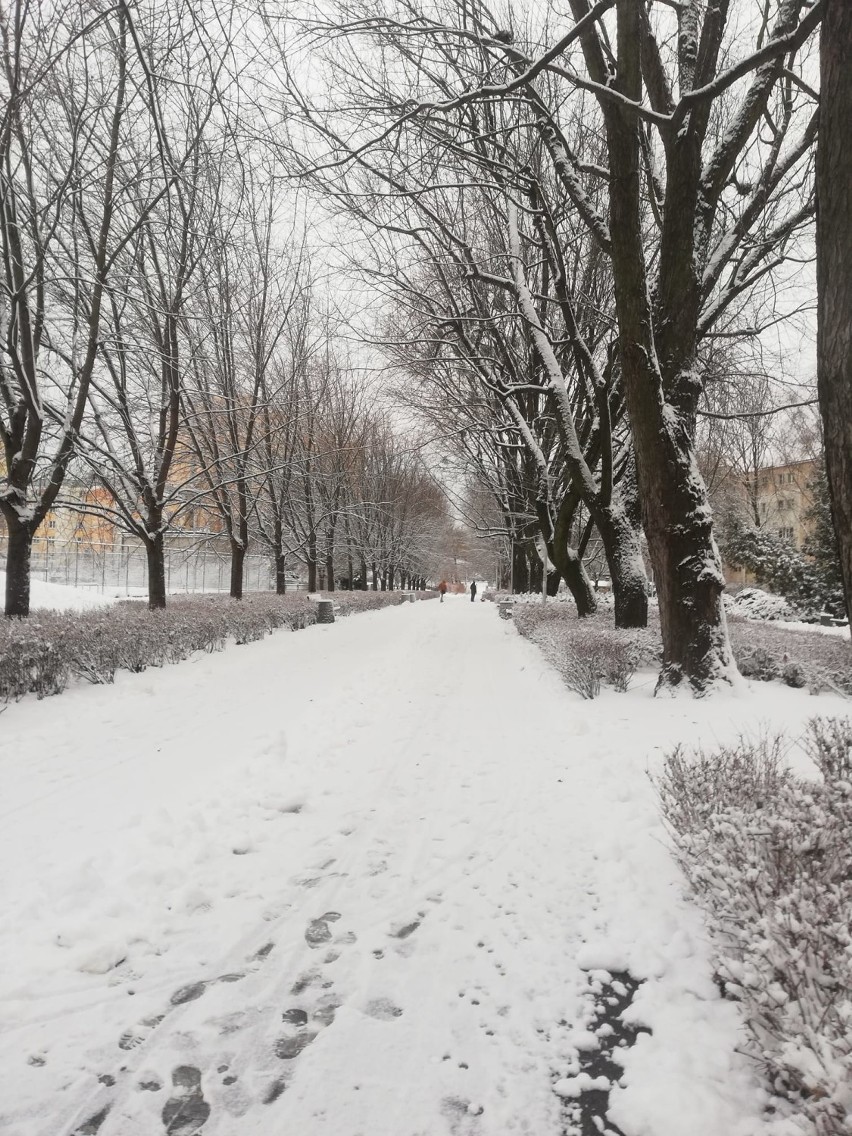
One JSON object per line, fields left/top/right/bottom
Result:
{"left": 722, "top": 458, "right": 818, "bottom": 585}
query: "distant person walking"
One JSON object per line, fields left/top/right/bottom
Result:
{"left": 470, "top": 581, "right": 477, "bottom": 602}
{"left": 439, "top": 580, "right": 448, "bottom": 602}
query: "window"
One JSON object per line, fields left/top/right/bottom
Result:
{"left": 778, "top": 526, "right": 794, "bottom": 541}
{"left": 47, "top": 519, "right": 56, "bottom": 529}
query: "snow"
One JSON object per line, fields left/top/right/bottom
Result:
{"left": 1, "top": 596, "right": 845, "bottom": 1136}
{"left": 0, "top": 571, "right": 117, "bottom": 611}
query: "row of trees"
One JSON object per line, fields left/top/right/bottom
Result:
{"left": 275, "top": 0, "right": 833, "bottom": 691}
{"left": 0, "top": 0, "right": 448, "bottom": 614}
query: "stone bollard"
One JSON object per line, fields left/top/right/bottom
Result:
{"left": 315, "top": 598, "right": 335, "bottom": 624}
{"left": 498, "top": 600, "right": 514, "bottom": 620}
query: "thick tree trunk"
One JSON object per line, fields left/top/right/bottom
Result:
{"left": 549, "top": 492, "right": 597, "bottom": 616}
{"left": 146, "top": 534, "right": 167, "bottom": 611}
{"left": 512, "top": 542, "right": 528, "bottom": 593}
{"left": 561, "top": 551, "right": 597, "bottom": 616}
{"left": 597, "top": 508, "right": 648, "bottom": 629}
{"left": 371, "top": 561, "right": 378, "bottom": 590}
{"left": 388, "top": 565, "right": 395, "bottom": 591}
{"left": 230, "top": 541, "right": 246, "bottom": 600}
{"left": 3, "top": 515, "right": 33, "bottom": 618}
{"left": 602, "top": 1, "right": 733, "bottom": 689}
{"left": 326, "top": 553, "right": 335, "bottom": 592}
{"left": 817, "top": 0, "right": 852, "bottom": 622}
{"left": 275, "top": 553, "right": 287, "bottom": 594}
{"left": 359, "top": 556, "right": 368, "bottom": 590}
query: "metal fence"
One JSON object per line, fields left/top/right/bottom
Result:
{"left": 0, "top": 534, "right": 280, "bottom": 597}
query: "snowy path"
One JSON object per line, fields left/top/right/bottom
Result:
{"left": 1, "top": 598, "right": 842, "bottom": 1136}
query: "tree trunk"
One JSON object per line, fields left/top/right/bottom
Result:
{"left": 602, "top": 1, "right": 732, "bottom": 689}
{"left": 512, "top": 542, "right": 528, "bottom": 593}
{"left": 371, "top": 560, "right": 378, "bottom": 590}
{"left": 146, "top": 533, "right": 167, "bottom": 611}
{"left": 307, "top": 531, "right": 318, "bottom": 591}
{"left": 550, "top": 492, "right": 597, "bottom": 616}
{"left": 528, "top": 548, "right": 543, "bottom": 594}
{"left": 230, "top": 541, "right": 246, "bottom": 600}
{"left": 326, "top": 553, "right": 335, "bottom": 592}
{"left": 817, "top": 0, "right": 852, "bottom": 622}
{"left": 560, "top": 550, "right": 597, "bottom": 616}
{"left": 360, "top": 556, "right": 368, "bottom": 590}
{"left": 388, "top": 565, "right": 395, "bottom": 591}
{"left": 597, "top": 509, "right": 648, "bottom": 629}
{"left": 275, "top": 553, "right": 287, "bottom": 594}
{"left": 3, "top": 515, "right": 33, "bottom": 618}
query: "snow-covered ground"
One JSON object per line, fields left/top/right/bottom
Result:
{"left": 0, "top": 571, "right": 117, "bottom": 612}
{"left": 1, "top": 597, "right": 845, "bottom": 1136}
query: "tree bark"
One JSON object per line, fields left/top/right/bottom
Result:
{"left": 597, "top": 509, "right": 648, "bottom": 629}
{"left": 230, "top": 541, "right": 246, "bottom": 600}
{"left": 512, "top": 542, "right": 528, "bottom": 593}
{"left": 275, "top": 553, "right": 288, "bottom": 594}
{"left": 528, "top": 548, "right": 543, "bottom": 593}
{"left": 817, "top": 0, "right": 852, "bottom": 622}
{"left": 326, "top": 552, "right": 335, "bottom": 592}
{"left": 548, "top": 493, "right": 597, "bottom": 616}
{"left": 601, "top": 0, "right": 732, "bottom": 688}
{"left": 307, "top": 530, "right": 318, "bottom": 591}
{"left": 2, "top": 515, "right": 33, "bottom": 618}
{"left": 146, "top": 533, "right": 166, "bottom": 611}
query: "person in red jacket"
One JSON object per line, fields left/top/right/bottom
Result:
{"left": 438, "top": 580, "right": 448, "bottom": 602}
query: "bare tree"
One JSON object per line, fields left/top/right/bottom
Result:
{"left": 817, "top": 0, "right": 852, "bottom": 621}
{"left": 0, "top": 2, "right": 132, "bottom": 615}
{"left": 281, "top": 0, "right": 821, "bottom": 688}
{"left": 183, "top": 173, "right": 306, "bottom": 599}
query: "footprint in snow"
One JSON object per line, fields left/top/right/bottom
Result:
{"left": 281, "top": 1008, "right": 309, "bottom": 1026}
{"left": 72, "top": 1106, "right": 112, "bottom": 1136}
{"left": 119, "top": 1013, "right": 165, "bottom": 1051}
{"left": 390, "top": 918, "right": 421, "bottom": 940}
{"left": 170, "top": 981, "right": 207, "bottom": 1006}
{"left": 161, "top": 1066, "right": 210, "bottom": 1135}
{"left": 364, "top": 998, "right": 403, "bottom": 1021}
{"left": 274, "top": 1032, "right": 318, "bottom": 1059}
{"left": 305, "top": 912, "right": 341, "bottom": 948}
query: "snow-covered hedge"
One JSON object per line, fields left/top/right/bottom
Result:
{"left": 657, "top": 720, "right": 852, "bottom": 1135}
{"left": 513, "top": 606, "right": 658, "bottom": 697}
{"left": 727, "top": 616, "right": 852, "bottom": 696}
{"left": 509, "top": 603, "right": 851, "bottom": 697}
{"left": 0, "top": 590, "right": 436, "bottom": 703}
{"left": 725, "top": 586, "right": 796, "bottom": 622}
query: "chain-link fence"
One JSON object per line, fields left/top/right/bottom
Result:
{"left": 0, "top": 534, "right": 281, "bottom": 597}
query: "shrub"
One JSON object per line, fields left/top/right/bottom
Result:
{"left": 726, "top": 617, "right": 852, "bottom": 697}
{"left": 513, "top": 605, "right": 657, "bottom": 697}
{"left": 737, "top": 647, "right": 781, "bottom": 682}
{"left": 0, "top": 618, "right": 71, "bottom": 700}
{"left": 0, "top": 589, "right": 435, "bottom": 704}
{"left": 657, "top": 722, "right": 852, "bottom": 1134}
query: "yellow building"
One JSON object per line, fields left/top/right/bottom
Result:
{"left": 723, "top": 458, "right": 817, "bottom": 585}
